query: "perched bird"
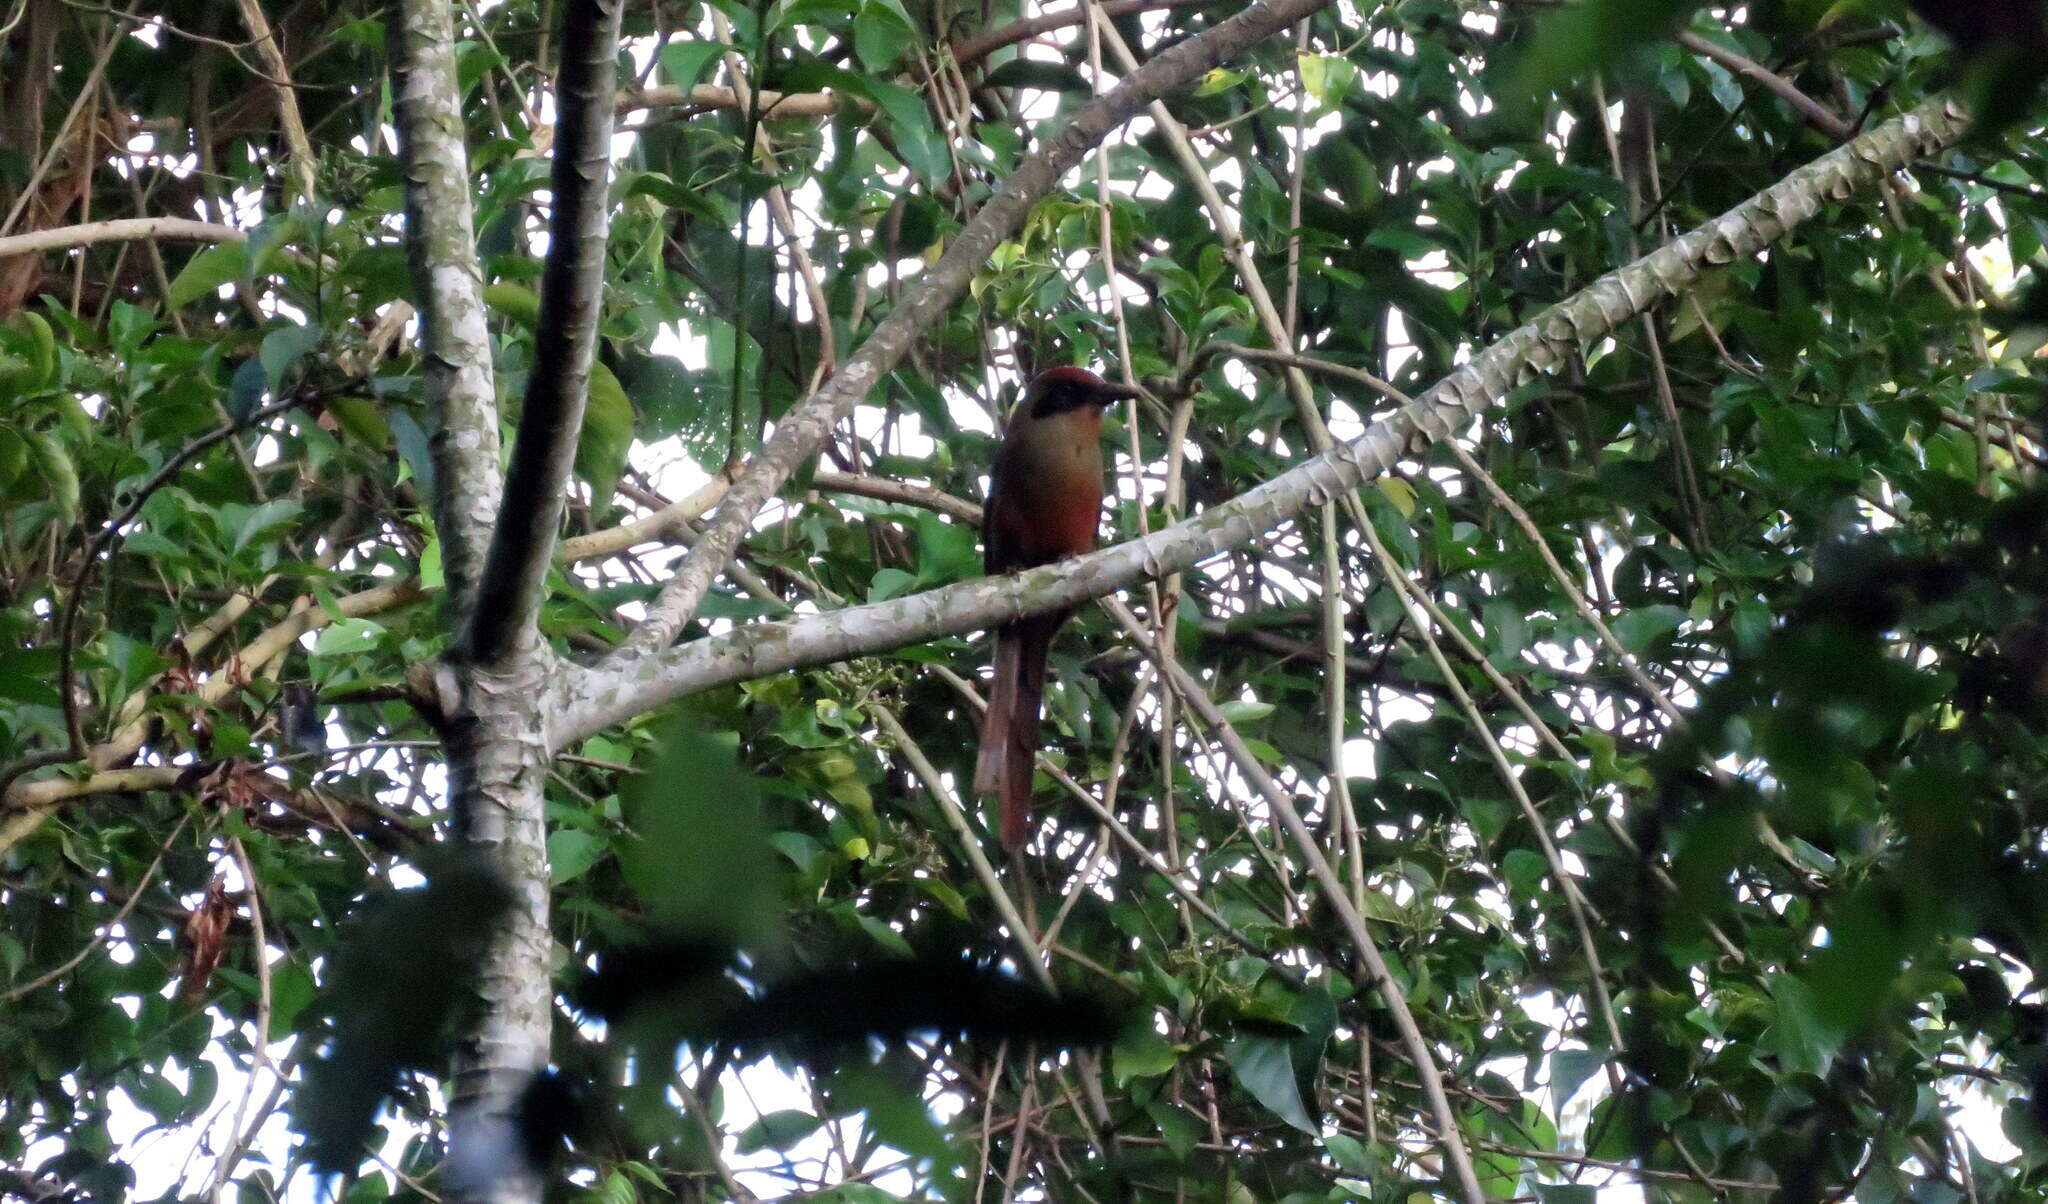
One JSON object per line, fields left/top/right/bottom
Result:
{"left": 974, "top": 366, "right": 1143, "bottom": 850}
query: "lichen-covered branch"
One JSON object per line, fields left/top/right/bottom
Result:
{"left": 604, "top": 0, "right": 1344, "bottom": 664}
{"left": 557, "top": 96, "right": 1967, "bottom": 741}
{"left": 389, "top": 0, "right": 502, "bottom": 622}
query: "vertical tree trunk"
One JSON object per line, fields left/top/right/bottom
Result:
{"left": 439, "top": 664, "right": 555, "bottom": 1204}
{"left": 390, "top": 3, "right": 623, "bottom": 1199}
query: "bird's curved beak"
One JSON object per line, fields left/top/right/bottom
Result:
{"left": 1094, "top": 381, "right": 1146, "bottom": 403}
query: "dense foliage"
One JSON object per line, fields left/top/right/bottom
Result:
{"left": 2, "top": 0, "right": 2047, "bottom": 1201}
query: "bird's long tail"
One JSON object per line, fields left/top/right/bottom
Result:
{"left": 975, "top": 611, "right": 1067, "bottom": 850}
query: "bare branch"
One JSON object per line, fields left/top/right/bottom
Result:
{"left": 1672, "top": 30, "right": 1852, "bottom": 139}
{"left": 0, "top": 216, "right": 246, "bottom": 260}
{"left": 620, "top": 84, "right": 853, "bottom": 118}
{"left": 949, "top": 0, "right": 1219, "bottom": 65}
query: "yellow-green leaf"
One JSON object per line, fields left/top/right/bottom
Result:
{"left": 327, "top": 396, "right": 390, "bottom": 448}
{"left": 17, "top": 311, "right": 55, "bottom": 388}
{"left": 165, "top": 242, "right": 246, "bottom": 310}
{"left": 1376, "top": 476, "right": 1417, "bottom": 518}
{"left": 483, "top": 281, "right": 541, "bottom": 329}
{"left": 0, "top": 427, "right": 27, "bottom": 491}
{"left": 29, "top": 430, "right": 78, "bottom": 523}
{"left": 577, "top": 361, "right": 635, "bottom": 517}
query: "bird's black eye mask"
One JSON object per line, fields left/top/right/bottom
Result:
{"left": 1029, "top": 382, "right": 1094, "bottom": 418}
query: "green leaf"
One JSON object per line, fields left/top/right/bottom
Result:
{"left": 735, "top": 1108, "right": 823, "bottom": 1154}
{"left": 868, "top": 567, "right": 918, "bottom": 601}
{"left": 295, "top": 856, "right": 519, "bottom": 1175}
{"left": 312, "top": 617, "right": 386, "bottom": 657}
{"left": 620, "top": 353, "right": 698, "bottom": 439}
{"left": 1298, "top": 53, "right": 1355, "bottom": 108}
{"left": 620, "top": 718, "right": 780, "bottom": 949}
{"left": 227, "top": 499, "right": 305, "bottom": 554}
{"left": 913, "top": 512, "right": 978, "bottom": 583}
{"left": 1323, "top": 1133, "right": 1369, "bottom": 1174}
{"left": 1613, "top": 604, "right": 1686, "bottom": 653}
{"left": 1502, "top": 848, "right": 1547, "bottom": 894}
{"left": 1149, "top": 1101, "right": 1200, "bottom": 1162}
{"left": 854, "top": 1, "right": 915, "bottom": 72}
{"left": 913, "top": 876, "right": 969, "bottom": 920}
{"left": 28, "top": 430, "right": 78, "bottom": 524}
{"left": 228, "top": 357, "right": 269, "bottom": 422}
{"left": 167, "top": 242, "right": 246, "bottom": 309}
{"left": 269, "top": 959, "right": 317, "bottom": 1040}
{"left": 1216, "top": 699, "right": 1275, "bottom": 725}
{"left": 0, "top": 426, "right": 30, "bottom": 492}
{"left": 243, "top": 211, "right": 305, "bottom": 284}
{"left": 1225, "top": 1036, "right": 1316, "bottom": 1133}
{"left": 483, "top": 281, "right": 541, "bottom": 328}
{"left": 577, "top": 361, "right": 636, "bottom": 517}
{"left": 1376, "top": 476, "right": 1417, "bottom": 518}
{"left": 1761, "top": 973, "right": 1842, "bottom": 1076}
{"left": 0, "top": 648, "right": 63, "bottom": 706}
{"left": 15, "top": 310, "right": 56, "bottom": 388}
{"left": 856, "top": 913, "right": 915, "bottom": 958}
{"left": 778, "top": 65, "right": 946, "bottom": 184}
{"left": 1113, "top": 1026, "right": 1179, "bottom": 1084}
{"left": 327, "top": 397, "right": 391, "bottom": 448}
{"left": 388, "top": 410, "right": 438, "bottom": 503}
{"left": 1512, "top": 0, "right": 1703, "bottom": 95}
{"left": 1548, "top": 1048, "right": 1605, "bottom": 1108}
{"left": 548, "top": 828, "right": 603, "bottom": 885}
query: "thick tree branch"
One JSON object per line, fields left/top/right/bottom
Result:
{"left": 466, "top": 0, "right": 625, "bottom": 665}
{"left": 605, "top": 0, "right": 1344, "bottom": 665}
{"left": 389, "top": 0, "right": 503, "bottom": 626}
{"left": 556, "top": 96, "right": 1967, "bottom": 742}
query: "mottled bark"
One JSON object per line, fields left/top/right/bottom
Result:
{"left": 389, "top": 0, "right": 501, "bottom": 623}
{"left": 556, "top": 96, "right": 1969, "bottom": 742}
{"left": 390, "top": 3, "right": 621, "bottom": 1201}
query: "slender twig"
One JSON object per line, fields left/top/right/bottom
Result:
{"left": 871, "top": 703, "right": 1054, "bottom": 993}
{"left": 233, "top": 0, "right": 319, "bottom": 200}
{"left": 1101, "top": 595, "right": 1487, "bottom": 1203}
{"left": 205, "top": 835, "right": 278, "bottom": 1202}
{"left": 1672, "top": 30, "right": 1850, "bottom": 140}
{"left": 0, "top": 3, "right": 129, "bottom": 238}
